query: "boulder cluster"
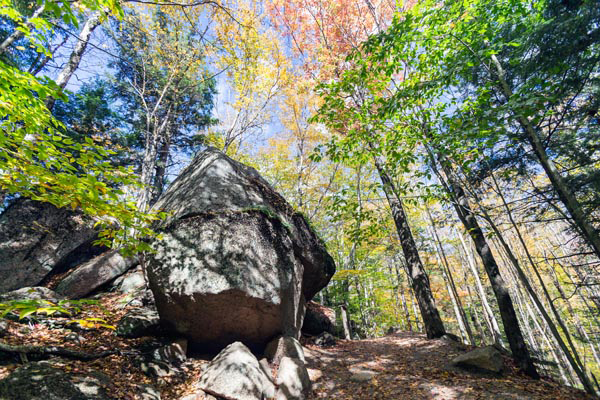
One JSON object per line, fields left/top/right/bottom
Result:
{"left": 0, "top": 148, "right": 337, "bottom": 399}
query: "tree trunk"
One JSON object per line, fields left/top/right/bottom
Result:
{"left": 369, "top": 147, "right": 445, "bottom": 339}
{"left": 0, "top": 4, "right": 46, "bottom": 55}
{"left": 395, "top": 261, "right": 413, "bottom": 332}
{"left": 489, "top": 53, "right": 600, "bottom": 260}
{"left": 485, "top": 171, "right": 595, "bottom": 393}
{"left": 426, "top": 208, "right": 474, "bottom": 344}
{"left": 455, "top": 228, "right": 504, "bottom": 346}
{"left": 340, "top": 305, "right": 352, "bottom": 340}
{"left": 430, "top": 151, "right": 538, "bottom": 378}
{"left": 46, "top": 11, "right": 104, "bottom": 111}
{"left": 151, "top": 132, "right": 171, "bottom": 206}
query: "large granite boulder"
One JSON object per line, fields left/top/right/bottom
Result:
{"left": 302, "top": 301, "right": 336, "bottom": 336}
{"left": 147, "top": 148, "right": 335, "bottom": 350}
{"left": 0, "top": 199, "right": 100, "bottom": 293}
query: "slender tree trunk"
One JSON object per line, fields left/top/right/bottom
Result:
{"left": 549, "top": 266, "right": 600, "bottom": 370}
{"left": 387, "top": 263, "right": 401, "bottom": 329}
{"left": 368, "top": 145, "right": 445, "bottom": 338}
{"left": 410, "top": 287, "right": 422, "bottom": 333}
{"left": 395, "top": 261, "right": 413, "bottom": 332}
{"left": 46, "top": 11, "right": 104, "bottom": 111}
{"left": 137, "top": 113, "right": 170, "bottom": 212}
{"left": 486, "top": 172, "right": 595, "bottom": 393}
{"left": 151, "top": 131, "right": 172, "bottom": 205}
{"left": 430, "top": 150, "right": 538, "bottom": 378}
{"left": 0, "top": 4, "right": 46, "bottom": 55}
{"left": 340, "top": 305, "right": 352, "bottom": 340}
{"left": 456, "top": 229, "right": 504, "bottom": 346}
{"left": 455, "top": 252, "right": 484, "bottom": 345}
{"left": 426, "top": 208, "right": 474, "bottom": 344}
{"left": 489, "top": 53, "right": 600, "bottom": 260}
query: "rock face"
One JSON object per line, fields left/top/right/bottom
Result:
{"left": 451, "top": 346, "right": 504, "bottom": 373}
{"left": 302, "top": 301, "right": 336, "bottom": 336}
{"left": 198, "top": 342, "right": 276, "bottom": 400}
{"left": 147, "top": 148, "right": 335, "bottom": 349}
{"left": 0, "top": 199, "right": 99, "bottom": 293}
{"left": 55, "top": 250, "right": 137, "bottom": 299}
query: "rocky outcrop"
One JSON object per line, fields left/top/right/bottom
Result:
{"left": 0, "top": 199, "right": 100, "bottom": 293}
{"left": 55, "top": 250, "right": 138, "bottom": 298}
{"left": 147, "top": 148, "right": 335, "bottom": 349}
{"left": 451, "top": 346, "right": 504, "bottom": 373}
{"left": 0, "top": 361, "right": 112, "bottom": 399}
{"left": 302, "top": 301, "right": 336, "bottom": 336}
{"left": 198, "top": 342, "right": 276, "bottom": 400}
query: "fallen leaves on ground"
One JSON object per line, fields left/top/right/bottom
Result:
{"left": 0, "top": 294, "right": 593, "bottom": 399}
{"left": 303, "top": 332, "right": 592, "bottom": 399}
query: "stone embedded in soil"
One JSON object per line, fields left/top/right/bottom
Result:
{"left": 451, "top": 345, "right": 504, "bottom": 373}
{"left": 198, "top": 341, "right": 276, "bottom": 400}
{"left": 275, "top": 356, "right": 311, "bottom": 400}
{"left": 116, "top": 307, "right": 161, "bottom": 338}
{"left": 348, "top": 365, "right": 379, "bottom": 382}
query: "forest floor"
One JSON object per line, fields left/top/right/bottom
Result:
{"left": 0, "top": 291, "right": 593, "bottom": 399}
{"left": 303, "top": 331, "right": 592, "bottom": 399}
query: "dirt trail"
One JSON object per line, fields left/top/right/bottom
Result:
{"left": 303, "top": 332, "right": 591, "bottom": 399}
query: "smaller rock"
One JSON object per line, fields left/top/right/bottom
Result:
{"left": 441, "top": 333, "right": 462, "bottom": 343}
{"left": 348, "top": 366, "right": 378, "bottom": 382}
{"left": 451, "top": 345, "right": 504, "bottom": 373}
{"left": 265, "top": 335, "right": 305, "bottom": 365}
{"left": 71, "top": 371, "right": 112, "bottom": 398}
{"left": 151, "top": 339, "right": 187, "bottom": 366}
{"left": 259, "top": 358, "right": 273, "bottom": 379}
{"left": 116, "top": 307, "right": 160, "bottom": 338}
{"left": 55, "top": 250, "right": 137, "bottom": 299}
{"left": 0, "top": 320, "right": 8, "bottom": 337}
{"left": 198, "top": 341, "right": 276, "bottom": 400}
{"left": 0, "top": 287, "right": 65, "bottom": 303}
{"left": 65, "top": 332, "right": 84, "bottom": 343}
{"left": 138, "top": 384, "right": 161, "bottom": 400}
{"left": 141, "top": 361, "right": 171, "bottom": 378}
{"left": 306, "top": 368, "right": 322, "bottom": 382}
{"left": 314, "top": 332, "right": 335, "bottom": 347}
{"left": 112, "top": 265, "right": 147, "bottom": 294}
{"left": 128, "top": 299, "right": 144, "bottom": 307}
{"left": 276, "top": 357, "right": 311, "bottom": 400}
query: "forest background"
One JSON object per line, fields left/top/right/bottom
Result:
{"left": 1, "top": 0, "right": 599, "bottom": 394}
